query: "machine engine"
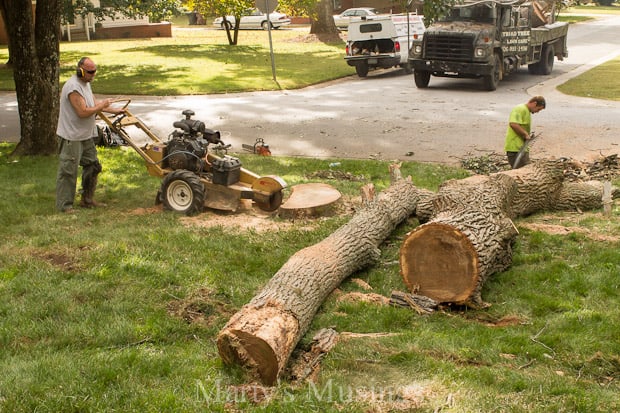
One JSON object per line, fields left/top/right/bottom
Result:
{"left": 165, "top": 109, "right": 223, "bottom": 172}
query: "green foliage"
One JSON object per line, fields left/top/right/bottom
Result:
{"left": 62, "top": 0, "right": 184, "bottom": 24}
{"left": 422, "top": 0, "right": 457, "bottom": 25}
{"left": 1, "top": 142, "right": 620, "bottom": 411}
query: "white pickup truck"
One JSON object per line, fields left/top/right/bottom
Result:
{"left": 345, "top": 14, "right": 426, "bottom": 77}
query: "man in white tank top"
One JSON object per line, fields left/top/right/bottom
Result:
{"left": 55, "top": 57, "right": 124, "bottom": 213}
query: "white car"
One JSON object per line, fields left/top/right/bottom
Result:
{"left": 213, "top": 9, "right": 291, "bottom": 30}
{"left": 333, "top": 8, "right": 379, "bottom": 30}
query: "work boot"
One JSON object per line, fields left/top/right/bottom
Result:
{"left": 79, "top": 199, "right": 107, "bottom": 208}
{"left": 80, "top": 174, "right": 106, "bottom": 208}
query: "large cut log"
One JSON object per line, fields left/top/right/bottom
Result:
{"left": 401, "top": 160, "right": 618, "bottom": 307}
{"left": 401, "top": 172, "right": 521, "bottom": 306}
{"left": 217, "top": 178, "right": 431, "bottom": 385}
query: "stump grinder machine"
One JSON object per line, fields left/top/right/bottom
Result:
{"left": 97, "top": 100, "right": 286, "bottom": 216}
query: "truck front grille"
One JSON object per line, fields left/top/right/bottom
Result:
{"left": 423, "top": 34, "right": 475, "bottom": 61}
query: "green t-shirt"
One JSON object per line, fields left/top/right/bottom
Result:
{"left": 504, "top": 103, "right": 531, "bottom": 152}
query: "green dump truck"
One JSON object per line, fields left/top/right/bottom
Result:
{"left": 409, "top": 0, "right": 568, "bottom": 90}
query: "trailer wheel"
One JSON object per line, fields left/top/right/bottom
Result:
{"left": 483, "top": 53, "right": 501, "bottom": 91}
{"left": 161, "top": 170, "right": 205, "bottom": 216}
{"left": 414, "top": 70, "right": 431, "bottom": 88}
{"left": 539, "top": 45, "right": 554, "bottom": 75}
{"left": 255, "top": 190, "right": 283, "bottom": 212}
{"left": 355, "top": 61, "right": 369, "bottom": 77}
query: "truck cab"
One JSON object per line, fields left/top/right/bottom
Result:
{"left": 409, "top": 0, "right": 568, "bottom": 90}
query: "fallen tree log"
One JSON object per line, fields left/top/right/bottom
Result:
{"left": 401, "top": 160, "right": 619, "bottom": 306}
{"left": 217, "top": 178, "right": 432, "bottom": 385}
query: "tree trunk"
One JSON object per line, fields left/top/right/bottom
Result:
{"left": 217, "top": 178, "right": 430, "bottom": 385}
{"left": 309, "top": 0, "right": 340, "bottom": 39}
{"left": 401, "top": 160, "right": 619, "bottom": 306}
{"left": 1, "top": 0, "right": 61, "bottom": 156}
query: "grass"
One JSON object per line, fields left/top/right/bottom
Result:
{"left": 0, "top": 7, "right": 617, "bottom": 98}
{"left": 1, "top": 142, "right": 620, "bottom": 412}
{"left": 1, "top": 5, "right": 620, "bottom": 411}
{"left": 0, "top": 27, "right": 351, "bottom": 95}
{"left": 556, "top": 4, "right": 620, "bottom": 101}
{"left": 557, "top": 56, "right": 620, "bottom": 101}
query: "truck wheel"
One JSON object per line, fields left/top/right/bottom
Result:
{"left": 483, "top": 53, "right": 501, "bottom": 91}
{"left": 355, "top": 62, "right": 369, "bottom": 77}
{"left": 540, "top": 45, "right": 555, "bottom": 75}
{"left": 161, "top": 170, "right": 205, "bottom": 216}
{"left": 414, "top": 70, "right": 431, "bottom": 88}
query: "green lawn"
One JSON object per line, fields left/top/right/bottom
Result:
{"left": 1, "top": 6, "right": 620, "bottom": 411}
{"left": 1, "top": 142, "right": 620, "bottom": 412}
{"left": 0, "top": 9, "right": 618, "bottom": 99}
{"left": 0, "top": 27, "right": 351, "bottom": 95}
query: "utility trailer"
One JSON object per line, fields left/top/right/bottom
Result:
{"left": 408, "top": 0, "right": 568, "bottom": 90}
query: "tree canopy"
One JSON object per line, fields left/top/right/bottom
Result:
{"left": 0, "top": 0, "right": 185, "bottom": 156}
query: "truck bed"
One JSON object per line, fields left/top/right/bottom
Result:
{"left": 531, "top": 21, "right": 568, "bottom": 46}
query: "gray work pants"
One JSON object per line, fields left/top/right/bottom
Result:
{"left": 55, "top": 136, "right": 100, "bottom": 211}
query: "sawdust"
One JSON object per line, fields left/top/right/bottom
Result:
{"left": 128, "top": 192, "right": 358, "bottom": 233}
{"left": 337, "top": 292, "right": 390, "bottom": 305}
{"left": 520, "top": 213, "right": 620, "bottom": 242}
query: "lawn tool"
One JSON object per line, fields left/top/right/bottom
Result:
{"left": 513, "top": 132, "right": 539, "bottom": 169}
{"left": 97, "top": 100, "right": 286, "bottom": 216}
{"left": 242, "top": 138, "right": 271, "bottom": 156}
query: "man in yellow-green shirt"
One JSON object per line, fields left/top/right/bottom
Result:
{"left": 504, "top": 96, "right": 546, "bottom": 169}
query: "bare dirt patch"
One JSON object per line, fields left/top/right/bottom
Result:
{"left": 167, "top": 287, "right": 234, "bottom": 327}
{"left": 31, "top": 249, "right": 84, "bottom": 273}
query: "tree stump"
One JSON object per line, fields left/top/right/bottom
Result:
{"left": 217, "top": 178, "right": 431, "bottom": 385}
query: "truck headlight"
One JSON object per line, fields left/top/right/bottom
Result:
{"left": 474, "top": 47, "right": 486, "bottom": 58}
{"left": 413, "top": 44, "right": 422, "bottom": 56}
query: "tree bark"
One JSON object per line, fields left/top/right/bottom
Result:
{"left": 217, "top": 178, "right": 430, "bottom": 385}
{"left": 1, "top": 0, "right": 61, "bottom": 156}
{"left": 309, "top": 0, "right": 341, "bottom": 39}
{"left": 401, "top": 160, "right": 619, "bottom": 306}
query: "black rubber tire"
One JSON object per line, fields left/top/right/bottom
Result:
{"left": 261, "top": 21, "right": 272, "bottom": 30}
{"left": 483, "top": 53, "right": 501, "bottom": 91}
{"left": 221, "top": 21, "right": 232, "bottom": 30}
{"left": 528, "top": 45, "right": 554, "bottom": 75}
{"left": 160, "top": 170, "right": 205, "bottom": 216}
{"left": 355, "top": 61, "right": 369, "bottom": 77}
{"left": 414, "top": 70, "right": 431, "bottom": 88}
{"left": 539, "top": 45, "right": 554, "bottom": 75}
{"left": 255, "top": 190, "right": 283, "bottom": 212}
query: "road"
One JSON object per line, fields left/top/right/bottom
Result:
{"left": 1, "top": 15, "right": 619, "bottom": 165}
